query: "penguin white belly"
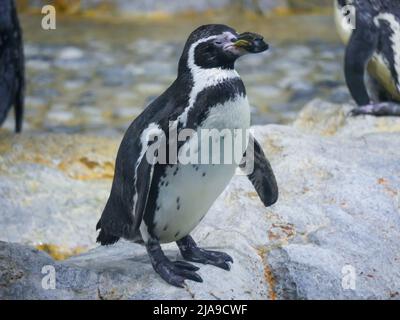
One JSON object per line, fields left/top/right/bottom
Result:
{"left": 148, "top": 96, "right": 251, "bottom": 243}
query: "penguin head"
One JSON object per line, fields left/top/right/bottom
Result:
{"left": 178, "top": 24, "right": 269, "bottom": 73}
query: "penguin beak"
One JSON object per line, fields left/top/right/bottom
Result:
{"left": 233, "top": 32, "right": 269, "bottom": 53}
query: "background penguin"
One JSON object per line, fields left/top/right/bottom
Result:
{"left": 96, "top": 24, "right": 278, "bottom": 287}
{"left": 0, "top": 0, "right": 25, "bottom": 132}
{"left": 334, "top": 0, "right": 400, "bottom": 116}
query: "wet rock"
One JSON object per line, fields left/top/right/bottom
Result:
{"left": 288, "top": 81, "right": 316, "bottom": 103}
{"left": 31, "top": 87, "right": 60, "bottom": 100}
{"left": 26, "top": 59, "right": 52, "bottom": 71}
{"left": 112, "top": 106, "right": 142, "bottom": 119}
{"left": 328, "top": 86, "right": 352, "bottom": 104}
{"left": 97, "top": 67, "right": 135, "bottom": 87}
{"left": 58, "top": 47, "right": 85, "bottom": 60}
{"left": 1, "top": 101, "right": 400, "bottom": 299}
{"left": 76, "top": 91, "right": 97, "bottom": 106}
{"left": 45, "top": 109, "right": 75, "bottom": 125}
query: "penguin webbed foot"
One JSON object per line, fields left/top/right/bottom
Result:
{"left": 146, "top": 242, "right": 203, "bottom": 288}
{"left": 177, "top": 235, "right": 233, "bottom": 271}
{"left": 349, "top": 102, "right": 400, "bottom": 117}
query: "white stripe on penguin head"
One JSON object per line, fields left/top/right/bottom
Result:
{"left": 178, "top": 33, "right": 240, "bottom": 126}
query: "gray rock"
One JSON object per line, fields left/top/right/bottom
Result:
{"left": 0, "top": 133, "right": 117, "bottom": 253}
{"left": 1, "top": 100, "right": 400, "bottom": 299}
{"left": 0, "top": 238, "right": 266, "bottom": 299}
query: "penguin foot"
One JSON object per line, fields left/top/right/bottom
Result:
{"left": 349, "top": 102, "right": 400, "bottom": 117}
{"left": 146, "top": 242, "right": 203, "bottom": 288}
{"left": 177, "top": 235, "right": 233, "bottom": 271}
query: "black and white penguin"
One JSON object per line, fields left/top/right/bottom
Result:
{"left": 334, "top": 0, "right": 400, "bottom": 116}
{"left": 0, "top": 0, "right": 24, "bottom": 132}
{"left": 96, "top": 24, "right": 278, "bottom": 287}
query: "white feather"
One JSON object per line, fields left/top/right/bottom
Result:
{"left": 132, "top": 123, "right": 163, "bottom": 226}
{"left": 374, "top": 13, "right": 400, "bottom": 91}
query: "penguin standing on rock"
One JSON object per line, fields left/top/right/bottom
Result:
{"left": 0, "top": 0, "right": 24, "bottom": 132}
{"left": 334, "top": 0, "right": 400, "bottom": 116}
{"left": 96, "top": 24, "right": 278, "bottom": 287}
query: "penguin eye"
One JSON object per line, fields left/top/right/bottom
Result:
{"left": 214, "top": 41, "right": 222, "bottom": 45}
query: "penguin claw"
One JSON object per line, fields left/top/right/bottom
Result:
{"left": 206, "top": 250, "right": 234, "bottom": 263}
{"left": 213, "top": 260, "right": 231, "bottom": 271}
{"left": 349, "top": 103, "right": 400, "bottom": 117}
{"left": 155, "top": 261, "right": 202, "bottom": 287}
{"left": 181, "top": 248, "right": 234, "bottom": 271}
{"left": 146, "top": 242, "right": 202, "bottom": 288}
{"left": 173, "top": 260, "right": 200, "bottom": 271}
{"left": 349, "top": 105, "right": 375, "bottom": 116}
{"left": 197, "top": 250, "right": 233, "bottom": 271}
{"left": 174, "top": 267, "right": 203, "bottom": 283}
{"left": 177, "top": 235, "right": 234, "bottom": 271}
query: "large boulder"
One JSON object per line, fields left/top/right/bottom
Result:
{"left": 1, "top": 100, "right": 400, "bottom": 299}
{"left": 0, "top": 133, "right": 117, "bottom": 257}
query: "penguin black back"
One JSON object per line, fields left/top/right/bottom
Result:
{"left": 0, "top": 0, "right": 25, "bottom": 132}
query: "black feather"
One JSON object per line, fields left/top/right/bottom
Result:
{"left": 0, "top": 0, "right": 25, "bottom": 132}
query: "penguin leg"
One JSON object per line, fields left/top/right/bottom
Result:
{"left": 350, "top": 102, "right": 400, "bottom": 116}
{"left": 176, "top": 235, "right": 233, "bottom": 271}
{"left": 344, "top": 22, "right": 379, "bottom": 106}
{"left": 146, "top": 241, "right": 203, "bottom": 288}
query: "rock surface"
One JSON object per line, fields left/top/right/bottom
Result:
{"left": 1, "top": 100, "right": 400, "bottom": 299}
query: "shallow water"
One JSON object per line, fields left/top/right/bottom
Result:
{"left": 4, "top": 13, "right": 350, "bottom": 136}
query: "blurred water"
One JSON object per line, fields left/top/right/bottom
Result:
{"left": 10, "top": 13, "right": 350, "bottom": 136}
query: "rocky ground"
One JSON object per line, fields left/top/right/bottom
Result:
{"left": 1, "top": 100, "right": 399, "bottom": 299}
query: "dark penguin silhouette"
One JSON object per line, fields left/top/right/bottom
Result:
{"left": 335, "top": 0, "right": 400, "bottom": 116}
{"left": 0, "top": 0, "right": 25, "bottom": 132}
{"left": 96, "top": 24, "right": 278, "bottom": 287}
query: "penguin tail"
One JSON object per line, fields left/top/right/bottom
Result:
{"left": 96, "top": 220, "right": 120, "bottom": 246}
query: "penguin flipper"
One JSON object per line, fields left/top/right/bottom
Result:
{"left": 96, "top": 151, "right": 156, "bottom": 245}
{"left": 240, "top": 134, "right": 278, "bottom": 207}
{"left": 131, "top": 150, "right": 157, "bottom": 233}
{"left": 344, "top": 21, "right": 379, "bottom": 106}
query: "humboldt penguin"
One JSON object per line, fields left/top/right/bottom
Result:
{"left": 96, "top": 24, "right": 278, "bottom": 287}
{"left": 334, "top": 0, "right": 400, "bottom": 116}
{"left": 0, "top": 0, "right": 24, "bottom": 132}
